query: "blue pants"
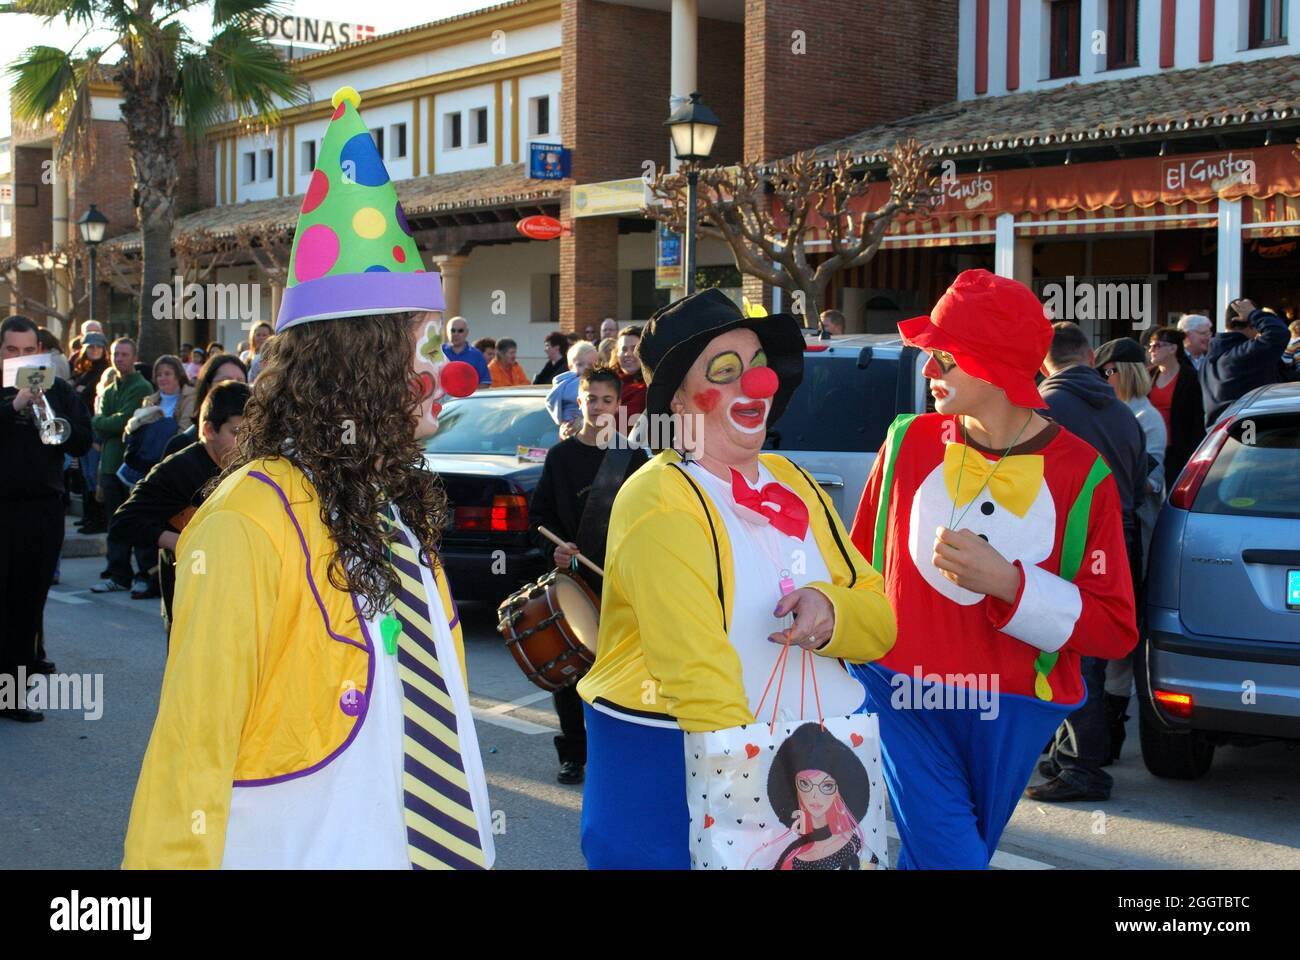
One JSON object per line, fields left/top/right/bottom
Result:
{"left": 580, "top": 703, "right": 689, "bottom": 869}
{"left": 856, "top": 663, "right": 1075, "bottom": 869}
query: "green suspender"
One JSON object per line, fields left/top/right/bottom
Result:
{"left": 870, "top": 414, "right": 919, "bottom": 575}
{"left": 1033, "top": 454, "right": 1110, "bottom": 700}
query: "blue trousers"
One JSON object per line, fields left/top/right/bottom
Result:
{"left": 580, "top": 703, "right": 689, "bottom": 870}
{"left": 855, "top": 663, "right": 1075, "bottom": 869}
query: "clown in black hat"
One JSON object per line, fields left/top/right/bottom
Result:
{"left": 847, "top": 269, "right": 1137, "bottom": 869}
{"left": 124, "top": 87, "right": 491, "bottom": 870}
{"left": 575, "top": 288, "right": 896, "bottom": 869}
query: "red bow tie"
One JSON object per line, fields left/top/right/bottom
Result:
{"left": 729, "top": 469, "right": 810, "bottom": 540}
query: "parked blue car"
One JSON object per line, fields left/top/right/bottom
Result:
{"left": 1143, "top": 382, "right": 1300, "bottom": 778}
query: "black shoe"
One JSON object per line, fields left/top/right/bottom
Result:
{"left": 557, "top": 761, "right": 585, "bottom": 785}
{"left": 78, "top": 520, "right": 107, "bottom": 534}
{"left": 0, "top": 708, "right": 45, "bottom": 723}
{"left": 1025, "top": 776, "right": 1109, "bottom": 803}
{"left": 1037, "top": 758, "right": 1060, "bottom": 779}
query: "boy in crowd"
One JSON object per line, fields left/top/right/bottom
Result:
{"left": 530, "top": 366, "right": 646, "bottom": 784}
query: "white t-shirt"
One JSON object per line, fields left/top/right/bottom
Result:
{"left": 684, "top": 461, "right": 867, "bottom": 723}
{"left": 220, "top": 511, "right": 495, "bottom": 869}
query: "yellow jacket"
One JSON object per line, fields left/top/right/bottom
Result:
{"left": 122, "top": 457, "right": 463, "bottom": 869}
{"left": 577, "top": 451, "right": 896, "bottom": 733}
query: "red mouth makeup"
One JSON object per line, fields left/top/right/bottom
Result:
{"left": 931, "top": 384, "right": 949, "bottom": 400}
{"left": 413, "top": 371, "right": 436, "bottom": 401}
{"left": 730, "top": 400, "right": 766, "bottom": 428}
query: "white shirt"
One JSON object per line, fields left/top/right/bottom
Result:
{"left": 684, "top": 461, "right": 867, "bottom": 723}
{"left": 220, "top": 511, "right": 495, "bottom": 869}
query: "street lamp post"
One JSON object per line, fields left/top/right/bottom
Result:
{"left": 665, "top": 91, "right": 719, "bottom": 296}
{"left": 77, "top": 204, "right": 109, "bottom": 324}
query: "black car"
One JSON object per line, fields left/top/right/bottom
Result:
{"left": 424, "top": 386, "right": 559, "bottom": 605}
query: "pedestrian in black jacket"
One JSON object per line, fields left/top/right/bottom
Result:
{"left": 1198, "top": 299, "right": 1289, "bottom": 427}
{"left": 1145, "top": 326, "right": 1205, "bottom": 492}
{"left": 1035, "top": 321, "right": 1146, "bottom": 803}
{"left": 532, "top": 330, "right": 569, "bottom": 385}
{"left": 110, "top": 380, "right": 250, "bottom": 639}
{"left": 529, "top": 367, "right": 647, "bottom": 785}
{"left": 1, "top": 315, "right": 93, "bottom": 722}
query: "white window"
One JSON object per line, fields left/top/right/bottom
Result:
{"left": 0, "top": 144, "right": 10, "bottom": 176}
{"left": 529, "top": 96, "right": 551, "bottom": 137}
{"left": 472, "top": 107, "right": 489, "bottom": 146}
{"left": 0, "top": 204, "right": 11, "bottom": 238}
{"left": 444, "top": 112, "right": 462, "bottom": 150}
{"left": 390, "top": 122, "right": 407, "bottom": 160}
{"left": 259, "top": 148, "right": 274, "bottom": 181}
{"left": 241, "top": 151, "right": 256, "bottom": 184}
{"left": 369, "top": 127, "right": 384, "bottom": 158}
{"left": 301, "top": 139, "right": 316, "bottom": 174}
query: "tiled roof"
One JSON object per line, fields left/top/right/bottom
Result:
{"left": 816, "top": 54, "right": 1300, "bottom": 164}
{"left": 106, "top": 163, "right": 562, "bottom": 248}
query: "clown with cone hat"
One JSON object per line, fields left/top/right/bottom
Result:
{"left": 575, "top": 289, "right": 896, "bottom": 869}
{"left": 846, "top": 269, "right": 1137, "bottom": 869}
{"left": 124, "top": 88, "right": 493, "bottom": 869}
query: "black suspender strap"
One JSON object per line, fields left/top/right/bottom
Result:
{"left": 668, "top": 461, "right": 727, "bottom": 633}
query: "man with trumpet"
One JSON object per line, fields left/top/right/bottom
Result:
{"left": 1, "top": 315, "right": 92, "bottom": 722}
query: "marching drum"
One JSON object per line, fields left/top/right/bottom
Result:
{"left": 496, "top": 570, "right": 600, "bottom": 691}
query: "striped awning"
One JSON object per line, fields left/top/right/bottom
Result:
{"left": 1013, "top": 199, "right": 1218, "bottom": 236}
{"left": 1244, "top": 195, "right": 1300, "bottom": 236}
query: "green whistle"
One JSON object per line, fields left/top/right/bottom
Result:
{"left": 380, "top": 613, "right": 401, "bottom": 655}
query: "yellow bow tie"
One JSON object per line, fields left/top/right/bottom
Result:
{"left": 942, "top": 443, "right": 1044, "bottom": 518}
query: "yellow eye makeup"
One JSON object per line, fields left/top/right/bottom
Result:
{"left": 705, "top": 351, "right": 744, "bottom": 384}
{"left": 705, "top": 349, "right": 767, "bottom": 384}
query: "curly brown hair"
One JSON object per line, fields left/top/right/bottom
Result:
{"left": 221, "top": 313, "right": 447, "bottom": 618}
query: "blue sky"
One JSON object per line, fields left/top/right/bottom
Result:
{"left": 1, "top": 0, "right": 502, "bottom": 137}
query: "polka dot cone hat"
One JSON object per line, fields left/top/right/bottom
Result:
{"left": 276, "top": 86, "right": 444, "bottom": 331}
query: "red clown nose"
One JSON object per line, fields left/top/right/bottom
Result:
{"left": 441, "top": 360, "right": 479, "bottom": 398}
{"left": 740, "top": 365, "right": 779, "bottom": 400}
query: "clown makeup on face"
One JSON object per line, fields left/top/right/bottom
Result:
{"left": 410, "top": 311, "right": 448, "bottom": 440}
{"left": 670, "top": 328, "right": 776, "bottom": 482}
{"left": 923, "top": 348, "right": 1003, "bottom": 416}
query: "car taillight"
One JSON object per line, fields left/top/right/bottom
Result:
{"left": 1153, "top": 689, "right": 1193, "bottom": 720}
{"left": 454, "top": 494, "right": 528, "bottom": 533}
{"left": 1168, "top": 416, "right": 1234, "bottom": 510}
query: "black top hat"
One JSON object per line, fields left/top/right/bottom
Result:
{"left": 638, "top": 289, "right": 805, "bottom": 422}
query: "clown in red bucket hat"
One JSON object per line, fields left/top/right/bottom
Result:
{"left": 847, "top": 269, "right": 1137, "bottom": 869}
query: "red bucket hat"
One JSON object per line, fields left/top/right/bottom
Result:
{"left": 898, "top": 269, "right": 1051, "bottom": 410}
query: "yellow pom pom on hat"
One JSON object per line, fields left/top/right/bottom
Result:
{"left": 277, "top": 85, "right": 442, "bottom": 331}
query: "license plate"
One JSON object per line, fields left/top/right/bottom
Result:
{"left": 1289, "top": 570, "right": 1300, "bottom": 611}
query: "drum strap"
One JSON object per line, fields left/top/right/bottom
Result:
{"left": 574, "top": 445, "right": 635, "bottom": 578}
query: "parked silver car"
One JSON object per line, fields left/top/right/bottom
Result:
{"left": 767, "top": 333, "right": 930, "bottom": 521}
{"left": 1143, "top": 382, "right": 1300, "bottom": 779}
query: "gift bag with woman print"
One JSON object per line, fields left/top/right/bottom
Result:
{"left": 684, "top": 641, "right": 888, "bottom": 870}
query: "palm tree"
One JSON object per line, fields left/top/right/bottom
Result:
{"left": 4, "top": 0, "right": 308, "bottom": 359}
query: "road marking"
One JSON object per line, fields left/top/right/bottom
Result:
{"left": 883, "top": 821, "right": 1054, "bottom": 870}
{"left": 470, "top": 691, "right": 554, "bottom": 735}
{"left": 46, "top": 590, "right": 90, "bottom": 606}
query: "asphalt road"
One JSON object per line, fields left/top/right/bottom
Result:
{"left": 3, "top": 549, "right": 1298, "bottom": 870}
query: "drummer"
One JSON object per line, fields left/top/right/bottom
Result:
{"left": 575, "top": 289, "right": 897, "bottom": 869}
{"left": 529, "top": 366, "right": 647, "bottom": 785}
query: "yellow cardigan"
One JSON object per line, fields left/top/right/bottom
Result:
{"left": 122, "top": 457, "right": 463, "bottom": 869}
{"left": 576, "top": 450, "right": 896, "bottom": 733}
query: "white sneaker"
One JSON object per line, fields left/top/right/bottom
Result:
{"left": 91, "top": 579, "right": 129, "bottom": 593}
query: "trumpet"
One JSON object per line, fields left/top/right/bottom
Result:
{"left": 30, "top": 385, "right": 71, "bottom": 446}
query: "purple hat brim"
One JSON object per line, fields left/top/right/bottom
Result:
{"left": 276, "top": 271, "right": 446, "bottom": 332}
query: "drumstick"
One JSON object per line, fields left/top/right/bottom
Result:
{"left": 537, "top": 525, "right": 606, "bottom": 578}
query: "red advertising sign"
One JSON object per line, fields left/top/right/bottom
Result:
{"left": 516, "top": 215, "right": 567, "bottom": 240}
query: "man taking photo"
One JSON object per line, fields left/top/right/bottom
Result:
{"left": 1199, "top": 298, "right": 1289, "bottom": 426}
{"left": 0, "top": 315, "right": 92, "bottom": 722}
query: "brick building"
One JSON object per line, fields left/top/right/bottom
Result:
{"left": 3, "top": 0, "right": 963, "bottom": 364}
